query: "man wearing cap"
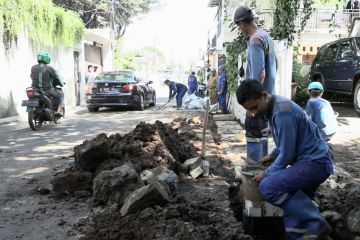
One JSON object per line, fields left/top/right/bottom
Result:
{"left": 217, "top": 65, "right": 228, "bottom": 113}
{"left": 233, "top": 5, "right": 277, "bottom": 164}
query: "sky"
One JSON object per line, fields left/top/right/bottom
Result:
{"left": 121, "top": 0, "right": 217, "bottom": 68}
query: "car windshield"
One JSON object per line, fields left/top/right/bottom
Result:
{"left": 354, "top": 38, "right": 360, "bottom": 53}
{"left": 94, "top": 73, "right": 135, "bottom": 82}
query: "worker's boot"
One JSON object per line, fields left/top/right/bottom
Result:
{"left": 282, "top": 191, "right": 332, "bottom": 239}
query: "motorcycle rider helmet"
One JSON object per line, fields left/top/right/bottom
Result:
{"left": 37, "top": 51, "right": 51, "bottom": 64}
{"left": 307, "top": 82, "right": 323, "bottom": 92}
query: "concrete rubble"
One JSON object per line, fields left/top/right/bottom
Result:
{"left": 120, "top": 181, "right": 170, "bottom": 216}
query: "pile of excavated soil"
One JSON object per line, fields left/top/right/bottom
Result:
{"left": 52, "top": 119, "right": 252, "bottom": 239}
{"left": 316, "top": 168, "right": 360, "bottom": 240}
{"left": 82, "top": 182, "right": 251, "bottom": 240}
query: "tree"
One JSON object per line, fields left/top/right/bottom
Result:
{"left": 53, "top": 0, "right": 159, "bottom": 36}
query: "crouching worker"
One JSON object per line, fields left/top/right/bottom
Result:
{"left": 236, "top": 80, "right": 333, "bottom": 240}
{"left": 306, "top": 82, "right": 338, "bottom": 141}
{"left": 164, "top": 79, "right": 188, "bottom": 109}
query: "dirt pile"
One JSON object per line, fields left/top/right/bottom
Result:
{"left": 51, "top": 119, "right": 252, "bottom": 239}
{"left": 83, "top": 182, "right": 251, "bottom": 240}
{"left": 316, "top": 167, "right": 360, "bottom": 240}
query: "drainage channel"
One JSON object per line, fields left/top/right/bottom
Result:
{"left": 212, "top": 114, "right": 286, "bottom": 240}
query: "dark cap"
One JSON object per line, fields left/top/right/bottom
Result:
{"left": 233, "top": 5, "right": 254, "bottom": 23}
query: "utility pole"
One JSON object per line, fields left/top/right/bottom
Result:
{"left": 109, "top": 0, "right": 115, "bottom": 69}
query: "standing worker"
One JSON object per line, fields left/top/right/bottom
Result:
{"left": 234, "top": 5, "right": 277, "bottom": 163}
{"left": 236, "top": 80, "right": 333, "bottom": 240}
{"left": 164, "top": 79, "right": 188, "bottom": 109}
{"left": 188, "top": 71, "right": 198, "bottom": 95}
{"left": 217, "top": 65, "right": 228, "bottom": 113}
{"left": 208, "top": 69, "right": 218, "bottom": 104}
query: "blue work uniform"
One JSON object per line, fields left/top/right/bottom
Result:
{"left": 188, "top": 74, "right": 198, "bottom": 95}
{"left": 169, "top": 81, "right": 188, "bottom": 108}
{"left": 259, "top": 96, "right": 333, "bottom": 239}
{"left": 216, "top": 73, "right": 228, "bottom": 112}
{"left": 245, "top": 29, "right": 277, "bottom": 163}
{"left": 245, "top": 28, "right": 276, "bottom": 95}
{"left": 306, "top": 97, "right": 338, "bottom": 141}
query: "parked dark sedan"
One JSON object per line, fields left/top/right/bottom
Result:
{"left": 85, "top": 71, "right": 156, "bottom": 112}
{"left": 309, "top": 37, "right": 360, "bottom": 114}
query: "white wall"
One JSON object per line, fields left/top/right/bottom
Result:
{"left": 0, "top": 29, "right": 114, "bottom": 119}
{"left": 0, "top": 35, "right": 78, "bottom": 120}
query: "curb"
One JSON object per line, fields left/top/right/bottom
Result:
{"left": 0, "top": 115, "right": 20, "bottom": 125}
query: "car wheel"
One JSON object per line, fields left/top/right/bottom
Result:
{"left": 354, "top": 80, "right": 360, "bottom": 115}
{"left": 136, "top": 94, "right": 144, "bottom": 111}
{"left": 149, "top": 93, "right": 156, "bottom": 107}
{"left": 87, "top": 106, "right": 99, "bottom": 112}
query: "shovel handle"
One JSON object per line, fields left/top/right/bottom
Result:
{"left": 200, "top": 99, "right": 210, "bottom": 159}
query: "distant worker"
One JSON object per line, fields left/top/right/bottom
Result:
{"left": 234, "top": 5, "right": 277, "bottom": 163}
{"left": 217, "top": 65, "right": 228, "bottom": 113}
{"left": 188, "top": 71, "right": 198, "bottom": 95}
{"left": 306, "top": 82, "right": 338, "bottom": 141}
{"left": 208, "top": 69, "right": 218, "bottom": 104}
{"left": 237, "top": 80, "right": 333, "bottom": 240}
{"left": 164, "top": 79, "right": 188, "bottom": 109}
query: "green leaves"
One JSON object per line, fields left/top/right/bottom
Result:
{"left": 270, "top": 0, "right": 314, "bottom": 45}
{"left": 0, "top": 0, "right": 84, "bottom": 53}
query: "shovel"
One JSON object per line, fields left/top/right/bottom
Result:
{"left": 156, "top": 99, "right": 171, "bottom": 110}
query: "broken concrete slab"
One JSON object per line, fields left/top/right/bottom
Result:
{"left": 120, "top": 181, "right": 170, "bottom": 216}
{"left": 51, "top": 167, "right": 93, "bottom": 196}
{"left": 202, "top": 161, "right": 209, "bottom": 177}
{"left": 188, "top": 116, "right": 202, "bottom": 125}
{"left": 213, "top": 114, "right": 236, "bottom": 121}
{"left": 181, "top": 157, "right": 202, "bottom": 170}
{"left": 74, "top": 133, "right": 110, "bottom": 172}
{"left": 190, "top": 166, "right": 203, "bottom": 179}
{"left": 93, "top": 162, "right": 144, "bottom": 206}
{"left": 140, "top": 166, "right": 178, "bottom": 194}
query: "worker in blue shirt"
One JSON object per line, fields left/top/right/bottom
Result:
{"left": 217, "top": 65, "right": 228, "bottom": 113}
{"left": 188, "top": 71, "right": 198, "bottom": 95}
{"left": 236, "top": 80, "right": 333, "bottom": 240}
{"left": 164, "top": 79, "right": 188, "bottom": 109}
{"left": 234, "top": 5, "right": 277, "bottom": 164}
{"left": 306, "top": 82, "right": 338, "bottom": 141}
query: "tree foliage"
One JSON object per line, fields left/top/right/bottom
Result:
{"left": 115, "top": 44, "right": 166, "bottom": 71}
{"left": 271, "top": 0, "right": 314, "bottom": 44}
{"left": 0, "top": 0, "right": 84, "bottom": 53}
{"left": 53, "top": 0, "right": 159, "bottom": 36}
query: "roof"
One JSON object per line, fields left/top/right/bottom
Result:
{"left": 208, "top": 0, "right": 220, "bottom": 7}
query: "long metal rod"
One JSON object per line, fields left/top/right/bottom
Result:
{"left": 200, "top": 99, "right": 210, "bottom": 159}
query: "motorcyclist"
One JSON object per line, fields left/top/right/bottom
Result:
{"left": 30, "top": 51, "right": 65, "bottom": 116}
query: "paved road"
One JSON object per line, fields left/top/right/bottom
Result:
{"left": 0, "top": 99, "right": 202, "bottom": 240}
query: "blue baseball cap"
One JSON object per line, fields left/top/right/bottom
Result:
{"left": 308, "top": 82, "right": 323, "bottom": 91}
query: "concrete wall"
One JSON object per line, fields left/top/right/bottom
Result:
{"left": 0, "top": 35, "right": 77, "bottom": 120}
{"left": 0, "top": 29, "right": 114, "bottom": 120}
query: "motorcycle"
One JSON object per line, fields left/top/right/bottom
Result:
{"left": 22, "top": 87, "right": 65, "bottom": 131}
{"left": 196, "top": 83, "right": 207, "bottom": 98}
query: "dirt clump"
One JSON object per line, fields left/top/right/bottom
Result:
{"left": 74, "top": 133, "right": 110, "bottom": 172}
{"left": 51, "top": 167, "right": 93, "bottom": 196}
